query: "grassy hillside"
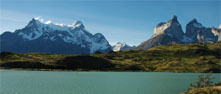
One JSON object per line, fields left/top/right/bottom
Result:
{"left": 0, "top": 42, "right": 221, "bottom": 72}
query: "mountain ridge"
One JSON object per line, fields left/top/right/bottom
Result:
{"left": 137, "top": 16, "right": 220, "bottom": 50}
{"left": 0, "top": 17, "right": 112, "bottom": 54}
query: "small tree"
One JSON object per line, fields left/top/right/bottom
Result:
{"left": 190, "top": 73, "right": 214, "bottom": 89}
{"left": 204, "top": 73, "right": 213, "bottom": 87}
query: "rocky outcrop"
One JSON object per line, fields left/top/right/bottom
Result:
{"left": 186, "top": 19, "right": 219, "bottom": 43}
{"left": 137, "top": 16, "right": 220, "bottom": 50}
{"left": 137, "top": 16, "right": 184, "bottom": 50}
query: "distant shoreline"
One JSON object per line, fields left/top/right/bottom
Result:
{"left": 1, "top": 68, "right": 221, "bottom": 74}
{"left": 0, "top": 67, "right": 108, "bottom": 72}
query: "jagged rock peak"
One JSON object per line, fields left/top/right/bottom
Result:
{"left": 70, "top": 20, "right": 85, "bottom": 28}
{"left": 187, "top": 18, "right": 202, "bottom": 28}
{"left": 138, "top": 17, "right": 220, "bottom": 50}
{"left": 189, "top": 18, "right": 198, "bottom": 23}
{"left": 73, "top": 20, "right": 83, "bottom": 26}
{"left": 156, "top": 15, "right": 179, "bottom": 27}
{"left": 154, "top": 15, "right": 183, "bottom": 40}
{"left": 169, "top": 15, "right": 178, "bottom": 23}
{"left": 25, "top": 17, "right": 43, "bottom": 28}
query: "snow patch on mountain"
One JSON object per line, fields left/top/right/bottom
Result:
{"left": 112, "top": 42, "right": 135, "bottom": 52}
{"left": 45, "top": 20, "right": 52, "bottom": 24}
{"left": 34, "top": 17, "right": 44, "bottom": 22}
{"left": 13, "top": 17, "right": 111, "bottom": 53}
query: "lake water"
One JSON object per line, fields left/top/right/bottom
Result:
{"left": 0, "top": 70, "right": 220, "bottom": 94}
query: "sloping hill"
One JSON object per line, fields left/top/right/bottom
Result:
{"left": 1, "top": 42, "right": 220, "bottom": 72}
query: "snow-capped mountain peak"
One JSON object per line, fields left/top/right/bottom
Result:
{"left": 73, "top": 20, "right": 84, "bottom": 27}
{"left": 33, "top": 17, "right": 44, "bottom": 22}
{"left": 112, "top": 42, "right": 135, "bottom": 52}
{"left": 26, "top": 17, "right": 85, "bottom": 30}
{"left": 2, "top": 17, "right": 112, "bottom": 54}
{"left": 67, "top": 20, "right": 85, "bottom": 29}
{"left": 45, "top": 20, "right": 52, "bottom": 24}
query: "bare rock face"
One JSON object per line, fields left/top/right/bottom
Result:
{"left": 137, "top": 16, "right": 184, "bottom": 50}
{"left": 153, "top": 16, "right": 184, "bottom": 40}
{"left": 185, "top": 19, "right": 203, "bottom": 39}
{"left": 211, "top": 27, "right": 221, "bottom": 41}
{"left": 137, "top": 34, "right": 182, "bottom": 50}
{"left": 137, "top": 16, "right": 220, "bottom": 50}
{"left": 186, "top": 19, "right": 219, "bottom": 43}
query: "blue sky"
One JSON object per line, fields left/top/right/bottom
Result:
{"left": 0, "top": 0, "right": 220, "bottom": 46}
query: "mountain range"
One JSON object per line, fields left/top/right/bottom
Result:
{"left": 137, "top": 16, "right": 221, "bottom": 50}
{"left": 0, "top": 16, "right": 220, "bottom": 54}
{"left": 0, "top": 17, "right": 112, "bottom": 54}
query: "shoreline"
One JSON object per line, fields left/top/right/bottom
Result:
{"left": 1, "top": 67, "right": 220, "bottom": 73}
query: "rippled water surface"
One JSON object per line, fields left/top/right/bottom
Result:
{"left": 0, "top": 69, "right": 220, "bottom": 94}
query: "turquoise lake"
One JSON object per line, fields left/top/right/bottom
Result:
{"left": 0, "top": 69, "right": 220, "bottom": 94}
